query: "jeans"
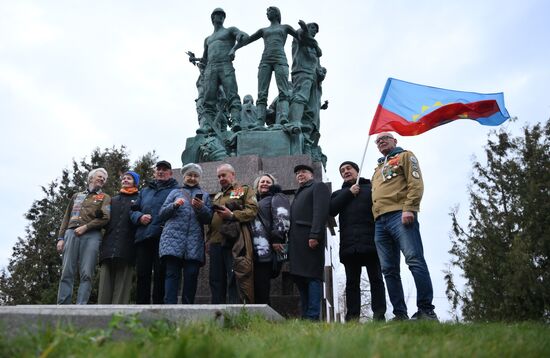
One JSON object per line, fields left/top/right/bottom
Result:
{"left": 294, "top": 276, "right": 322, "bottom": 321}
{"left": 342, "top": 253, "right": 387, "bottom": 321}
{"left": 164, "top": 256, "right": 201, "bottom": 304}
{"left": 135, "top": 237, "right": 165, "bottom": 304}
{"left": 374, "top": 211, "right": 434, "bottom": 317}
{"left": 57, "top": 229, "right": 101, "bottom": 304}
{"left": 209, "top": 243, "right": 239, "bottom": 304}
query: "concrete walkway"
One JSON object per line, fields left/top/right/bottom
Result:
{"left": 0, "top": 304, "right": 283, "bottom": 335}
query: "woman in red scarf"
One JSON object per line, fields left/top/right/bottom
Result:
{"left": 98, "top": 171, "right": 140, "bottom": 304}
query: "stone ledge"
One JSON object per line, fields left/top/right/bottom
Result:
{"left": 0, "top": 304, "right": 283, "bottom": 335}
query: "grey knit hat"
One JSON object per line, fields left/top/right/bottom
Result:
{"left": 181, "top": 163, "right": 203, "bottom": 177}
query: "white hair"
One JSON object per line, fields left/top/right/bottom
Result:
{"left": 216, "top": 163, "right": 235, "bottom": 174}
{"left": 88, "top": 168, "right": 108, "bottom": 183}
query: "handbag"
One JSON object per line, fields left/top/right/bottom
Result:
{"left": 219, "top": 199, "right": 245, "bottom": 246}
{"left": 256, "top": 197, "right": 289, "bottom": 279}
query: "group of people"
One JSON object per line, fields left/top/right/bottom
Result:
{"left": 56, "top": 131, "right": 437, "bottom": 322}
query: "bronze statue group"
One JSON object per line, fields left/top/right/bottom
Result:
{"left": 187, "top": 7, "right": 327, "bottom": 165}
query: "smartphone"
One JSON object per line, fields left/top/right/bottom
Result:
{"left": 194, "top": 193, "right": 203, "bottom": 200}
{"left": 212, "top": 204, "right": 225, "bottom": 211}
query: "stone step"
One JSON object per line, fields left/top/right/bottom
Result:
{"left": 0, "top": 304, "right": 283, "bottom": 336}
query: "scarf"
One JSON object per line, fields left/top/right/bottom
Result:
{"left": 120, "top": 187, "right": 138, "bottom": 195}
{"left": 377, "top": 146, "right": 405, "bottom": 163}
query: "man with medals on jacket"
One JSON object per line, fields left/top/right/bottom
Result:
{"left": 372, "top": 132, "right": 437, "bottom": 321}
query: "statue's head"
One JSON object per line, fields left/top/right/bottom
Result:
{"left": 243, "top": 94, "right": 254, "bottom": 105}
{"left": 211, "top": 8, "right": 226, "bottom": 24}
{"left": 307, "top": 22, "right": 319, "bottom": 37}
{"left": 266, "top": 7, "right": 281, "bottom": 23}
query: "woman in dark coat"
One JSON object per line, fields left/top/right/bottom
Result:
{"left": 98, "top": 171, "right": 140, "bottom": 304}
{"left": 289, "top": 164, "right": 330, "bottom": 320}
{"left": 250, "top": 173, "right": 290, "bottom": 304}
{"left": 159, "top": 163, "right": 212, "bottom": 304}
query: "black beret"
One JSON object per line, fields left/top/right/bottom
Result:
{"left": 339, "top": 161, "right": 359, "bottom": 172}
{"left": 294, "top": 164, "right": 314, "bottom": 174}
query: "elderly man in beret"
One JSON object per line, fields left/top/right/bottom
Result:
{"left": 57, "top": 167, "right": 111, "bottom": 304}
{"left": 288, "top": 164, "right": 330, "bottom": 320}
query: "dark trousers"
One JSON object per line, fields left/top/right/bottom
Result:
{"left": 209, "top": 243, "right": 238, "bottom": 304}
{"left": 293, "top": 275, "right": 322, "bottom": 321}
{"left": 164, "top": 255, "right": 201, "bottom": 304}
{"left": 254, "top": 261, "right": 273, "bottom": 305}
{"left": 343, "top": 252, "right": 387, "bottom": 321}
{"left": 135, "top": 238, "right": 165, "bottom": 304}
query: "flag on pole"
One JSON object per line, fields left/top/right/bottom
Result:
{"left": 369, "top": 78, "right": 510, "bottom": 136}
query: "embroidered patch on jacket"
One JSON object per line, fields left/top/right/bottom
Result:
{"left": 94, "top": 193, "right": 105, "bottom": 200}
{"left": 388, "top": 157, "right": 400, "bottom": 166}
{"left": 229, "top": 187, "right": 245, "bottom": 199}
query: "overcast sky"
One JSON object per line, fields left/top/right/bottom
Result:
{"left": 1, "top": 0, "right": 549, "bottom": 318}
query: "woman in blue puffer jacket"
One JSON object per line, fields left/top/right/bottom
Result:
{"left": 159, "top": 163, "right": 213, "bottom": 304}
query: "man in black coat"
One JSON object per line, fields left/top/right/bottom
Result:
{"left": 289, "top": 164, "right": 330, "bottom": 320}
{"left": 330, "top": 161, "right": 387, "bottom": 321}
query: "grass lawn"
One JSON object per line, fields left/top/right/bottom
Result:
{"left": 1, "top": 311, "right": 548, "bottom": 357}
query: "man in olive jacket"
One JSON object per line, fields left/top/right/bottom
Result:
{"left": 56, "top": 168, "right": 111, "bottom": 304}
{"left": 208, "top": 163, "right": 258, "bottom": 304}
{"left": 372, "top": 132, "right": 437, "bottom": 321}
{"left": 289, "top": 164, "right": 330, "bottom": 320}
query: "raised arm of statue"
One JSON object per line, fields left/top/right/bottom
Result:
{"left": 284, "top": 24, "right": 299, "bottom": 39}
{"left": 228, "top": 27, "right": 250, "bottom": 59}
{"left": 296, "top": 20, "right": 322, "bottom": 57}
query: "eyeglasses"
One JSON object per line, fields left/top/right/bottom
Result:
{"left": 375, "top": 135, "right": 394, "bottom": 144}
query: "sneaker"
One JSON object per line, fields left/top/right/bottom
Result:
{"left": 391, "top": 314, "right": 409, "bottom": 321}
{"left": 411, "top": 310, "right": 439, "bottom": 321}
{"left": 373, "top": 314, "right": 386, "bottom": 322}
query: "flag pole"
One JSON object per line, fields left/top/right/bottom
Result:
{"left": 356, "top": 134, "right": 372, "bottom": 185}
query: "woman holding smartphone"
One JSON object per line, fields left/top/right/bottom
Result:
{"left": 159, "top": 163, "right": 212, "bottom": 304}
{"left": 251, "top": 173, "right": 290, "bottom": 304}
